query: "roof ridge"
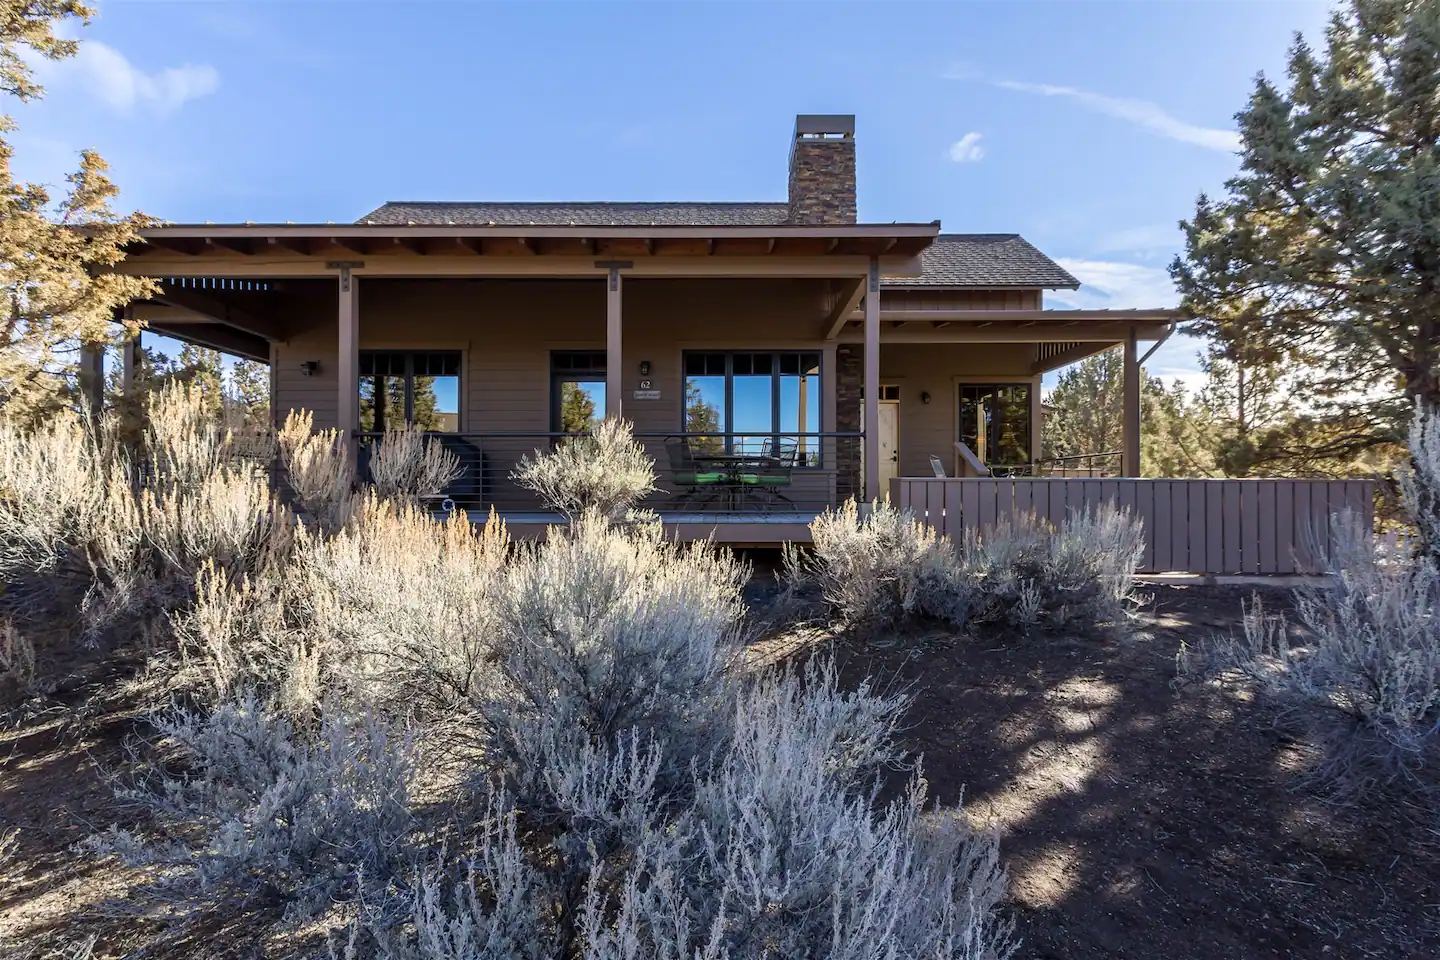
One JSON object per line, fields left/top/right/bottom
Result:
{"left": 375, "top": 200, "right": 788, "bottom": 207}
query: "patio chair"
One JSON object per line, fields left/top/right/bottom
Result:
{"left": 665, "top": 440, "right": 727, "bottom": 510}
{"left": 929, "top": 455, "right": 947, "bottom": 478}
{"left": 741, "top": 439, "right": 797, "bottom": 509}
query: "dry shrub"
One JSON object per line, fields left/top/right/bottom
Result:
{"left": 366, "top": 422, "right": 463, "bottom": 505}
{"left": 0, "top": 383, "right": 290, "bottom": 646}
{"left": 277, "top": 408, "right": 354, "bottom": 528}
{"left": 788, "top": 498, "right": 966, "bottom": 627}
{"left": 1183, "top": 403, "right": 1440, "bottom": 803}
{"left": 963, "top": 505, "right": 1143, "bottom": 636}
{"left": 98, "top": 695, "right": 422, "bottom": 922}
{"left": 512, "top": 417, "right": 657, "bottom": 520}
{"left": 115, "top": 418, "right": 1013, "bottom": 956}
{"left": 791, "top": 498, "right": 1143, "bottom": 637}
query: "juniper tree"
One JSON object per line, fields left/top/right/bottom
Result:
{"left": 1173, "top": 0, "right": 1440, "bottom": 470}
{"left": 0, "top": 0, "right": 156, "bottom": 420}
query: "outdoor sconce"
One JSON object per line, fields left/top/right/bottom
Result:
{"left": 920, "top": 390, "right": 932, "bottom": 404}
{"left": 638, "top": 360, "right": 651, "bottom": 376}
{"left": 300, "top": 361, "right": 319, "bottom": 377}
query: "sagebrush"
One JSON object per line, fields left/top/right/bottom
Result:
{"left": 92, "top": 407, "right": 1015, "bottom": 957}
{"left": 1182, "top": 403, "right": 1440, "bottom": 804}
{"left": 791, "top": 497, "right": 1143, "bottom": 637}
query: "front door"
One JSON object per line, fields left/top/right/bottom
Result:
{"left": 860, "top": 386, "right": 902, "bottom": 499}
{"left": 877, "top": 400, "right": 900, "bottom": 494}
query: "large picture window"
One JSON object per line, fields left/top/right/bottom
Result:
{"left": 359, "top": 351, "right": 461, "bottom": 432}
{"left": 683, "top": 351, "right": 821, "bottom": 464}
{"left": 958, "top": 383, "right": 1032, "bottom": 469}
{"left": 551, "top": 351, "right": 607, "bottom": 433}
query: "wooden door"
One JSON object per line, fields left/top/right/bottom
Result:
{"left": 877, "top": 400, "right": 900, "bottom": 493}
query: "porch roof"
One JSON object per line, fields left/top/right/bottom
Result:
{"left": 126, "top": 221, "right": 940, "bottom": 262}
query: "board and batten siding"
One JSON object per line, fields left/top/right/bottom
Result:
{"left": 891, "top": 477, "right": 1376, "bottom": 575}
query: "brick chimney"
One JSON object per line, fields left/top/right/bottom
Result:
{"left": 787, "top": 114, "right": 856, "bottom": 224}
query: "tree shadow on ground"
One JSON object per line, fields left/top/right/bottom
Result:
{"left": 758, "top": 583, "right": 1440, "bottom": 960}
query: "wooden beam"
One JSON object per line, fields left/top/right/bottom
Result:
{"left": 267, "top": 236, "right": 313, "bottom": 256}
{"left": 838, "top": 321, "right": 1172, "bottom": 344}
{"left": 337, "top": 269, "right": 359, "bottom": 433}
{"left": 606, "top": 268, "right": 622, "bottom": 418}
{"left": 823, "top": 276, "right": 867, "bottom": 339}
{"left": 113, "top": 254, "right": 883, "bottom": 279}
{"left": 147, "top": 322, "right": 269, "bottom": 362}
{"left": 203, "top": 237, "right": 252, "bottom": 255}
{"left": 153, "top": 286, "right": 284, "bottom": 341}
{"left": 1123, "top": 327, "right": 1141, "bottom": 477}
{"left": 863, "top": 258, "right": 881, "bottom": 502}
{"left": 1030, "top": 341, "right": 1115, "bottom": 374}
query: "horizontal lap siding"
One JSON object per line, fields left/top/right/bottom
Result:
{"left": 892, "top": 478, "right": 1375, "bottom": 575}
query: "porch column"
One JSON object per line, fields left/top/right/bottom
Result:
{"left": 336, "top": 264, "right": 360, "bottom": 434}
{"left": 122, "top": 330, "right": 141, "bottom": 396}
{"left": 605, "top": 266, "right": 622, "bottom": 419}
{"left": 1122, "top": 326, "right": 1141, "bottom": 477}
{"left": 863, "top": 257, "right": 881, "bottom": 501}
{"left": 78, "top": 340, "right": 104, "bottom": 417}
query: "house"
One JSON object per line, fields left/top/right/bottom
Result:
{"left": 108, "top": 114, "right": 1180, "bottom": 543}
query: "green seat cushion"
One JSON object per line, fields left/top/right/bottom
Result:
{"left": 738, "top": 474, "right": 792, "bottom": 486}
{"left": 675, "top": 472, "right": 727, "bottom": 485}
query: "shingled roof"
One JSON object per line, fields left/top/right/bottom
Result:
{"left": 358, "top": 201, "right": 790, "bottom": 227}
{"left": 355, "top": 206, "right": 1076, "bottom": 289}
{"left": 882, "top": 234, "right": 1079, "bottom": 290}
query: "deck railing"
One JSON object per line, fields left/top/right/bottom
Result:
{"left": 891, "top": 476, "right": 1376, "bottom": 575}
{"left": 355, "top": 431, "right": 862, "bottom": 519}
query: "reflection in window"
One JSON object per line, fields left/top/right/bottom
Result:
{"left": 682, "top": 351, "right": 822, "bottom": 464}
{"left": 359, "top": 351, "right": 460, "bottom": 432}
{"left": 551, "top": 352, "right": 607, "bottom": 433}
{"left": 958, "top": 383, "right": 1032, "bottom": 469}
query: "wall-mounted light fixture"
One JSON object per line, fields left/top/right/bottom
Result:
{"left": 300, "top": 361, "right": 319, "bottom": 377}
{"left": 920, "top": 390, "right": 932, "bottom": 405}
{"left": 638, "top": 360, "right": 652, "bottom": 376}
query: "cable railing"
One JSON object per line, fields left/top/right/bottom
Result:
{"left": 354, "top": 430, "right": 864, "bottom": 519}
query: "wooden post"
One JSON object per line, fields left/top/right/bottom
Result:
{"left": 78, "top": 340, "right": 104, "bottom": 417}
{"left": 863, "top": 258, "right": 881, "bottom": 501}
{"left": 605, "top": 267, "right": 622, "bottom": 420}
{"left": 122, "top": 330, "right": 141, "bottom": 396}
{"left": 336, "top": 265, "right": 360, "bottom": 434}
{"left": 1123, "top": 326, "right": 1141, "bottom": 477}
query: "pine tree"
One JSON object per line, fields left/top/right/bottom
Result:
{"left": 227, "top": 358, "right": 270, "bottom": 427}
{"left": 0, "top": 1, "right": 157, "bottom": 421}
{"left": 1172, "top": 0, "right": 1440, "bottom": 459}
{"left": 1043, "top": 349, "right": 1218, "bottom": 477}
{"left": 559, "top": 380, "right": 598, "bottom": 434}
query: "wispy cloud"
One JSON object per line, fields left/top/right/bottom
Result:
{"left": 1046, "top": 258, "right": 1201, "bottom": 389}
{"left": 991, "top": 79, "right": 1238, "bottom": 152}
{"left": 1093, "top": 223, "right": 1183, "bottom": 259}
{"left": 66, "top": 41, "right": 219, "bottom": 114}
{"left": 947, "top": 131, "right": 985, "bottom": 163}
{"left": 1048, "top": 258, "right": 1178, "bottom": 311}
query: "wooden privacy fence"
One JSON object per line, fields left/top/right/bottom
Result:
{"left": 889, "top": 478, "right": 1377, "bottom": 575}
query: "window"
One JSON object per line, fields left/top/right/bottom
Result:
{"left": 552, "top": 351, "right": 607, "bottom": 433}
{"left": 958, "top": 383, "right": 1032, "bottom": 468}
{"left": 359, "top": 351, "right": 461, "bottom": 432}
{"left": 682, "top": 351, "right": 822, "bottom": 464}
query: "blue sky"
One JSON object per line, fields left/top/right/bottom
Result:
{"left": 8, "top": 0, "right": 1333, "bottom": 389}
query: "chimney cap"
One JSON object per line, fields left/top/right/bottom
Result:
{"left": 795, "top": 114, "right": 855, "bottom": 138}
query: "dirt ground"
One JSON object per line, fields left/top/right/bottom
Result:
{"left": 2, "top": 583, "right": 1438, "bottom": 958}
{"left": 785, "top": 584, "right": 1439, "bottom": 960}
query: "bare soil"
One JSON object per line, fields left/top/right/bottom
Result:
{"left": 789, "top": 584, "right": 1439, "bottom": 960}
{"left": 2, "top": 584, "right": 1437, "bottom": 958}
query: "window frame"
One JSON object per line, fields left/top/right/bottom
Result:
{"left": 550, "top": 350, "right": 608, "bottom": 434}
{"left": 680, "top": 350, "right": 824, "bottom": 465}
{"left": 955, "top": 380, "right": 1034, "bottom": 469}
{"left": 358, "top": 349, "right": 462, "bottom": 433}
